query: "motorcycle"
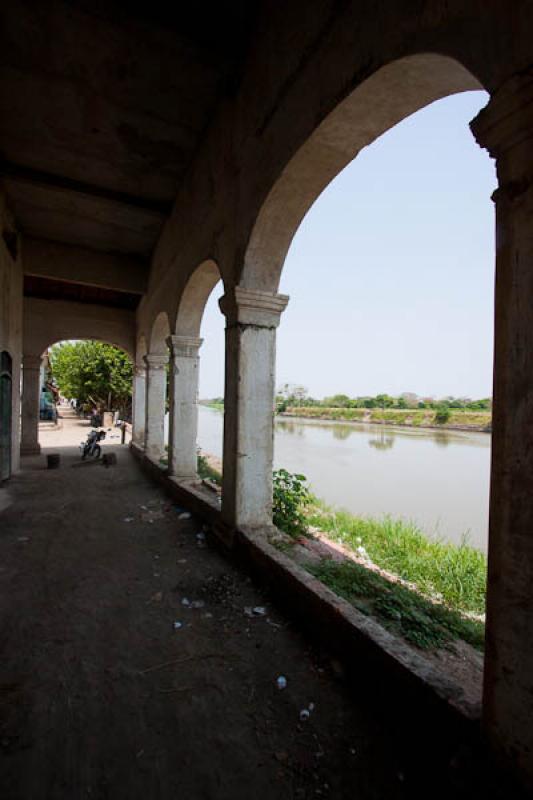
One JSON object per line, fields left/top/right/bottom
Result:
{"left": 80, "top": 429, "right": 106, "bottom": 460}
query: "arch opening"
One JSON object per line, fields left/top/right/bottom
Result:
{"left": 34, "top": 339, "right": 134, "bottom": 451}
{"left": 166, "top": 260, "right": 225, "bottom": 482}
{"left": 148, "top": 311, "right": 171, "bottom": 356}
{"left": 242, "top": 56, "right": 495, "bottom": 692}
{"left": 242, "top": 53, "right": 484, "bottom": 293}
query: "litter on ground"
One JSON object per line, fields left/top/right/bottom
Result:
{"left": 244, "top": 606, "right": 267, "bottom": 618}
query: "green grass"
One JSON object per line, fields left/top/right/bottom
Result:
{"left": 307, "top": 558, "right": 485, "bottom": 650}
{"left": 284, "top": 406, "right": 491, "bottom": 430}
{"left": 197, "top": 453, "right": 222, "bottom": 485}
{"left": 448, "top": 411, "right": 491, "bottom": 428}
{"left": 307, "top": 503, "right": 487, "bottom": 616}
{"left": 205, "top": 401, "right": 224, "bottom": 412}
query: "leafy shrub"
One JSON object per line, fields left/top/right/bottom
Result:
{"left": 197, "top": 453, "right": 222, "bottom": 485}
{"left": 308, "top": 559, "right": 484, "bottom": 650}
{"left": 272, "top": 469, "right": 312, "bottom": 538}
{"left": 434, "top": 405, "right": 451, "bottom": 424}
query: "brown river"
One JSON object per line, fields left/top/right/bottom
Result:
{"left": 196, "top": 405, "right": 491, "bottom": 553}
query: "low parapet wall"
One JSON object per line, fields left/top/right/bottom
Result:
{"left": 130, "top": 442, "right": 483, "bottom": 758}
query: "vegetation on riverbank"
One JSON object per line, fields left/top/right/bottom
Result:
{"left": 282, "top": 405, "right": 491, "bottom": 431}
{"left": 200, "top": 398, "right": 491, "bottom": 430}
{"left": 202, "top": 400, "right": 224, "bottom": 412}
{"left": 307, "top": 559, "right": 484, "bottom": 650}
{"left": 270, "top": 470, "right": 486, "bottom": 649}
{"left": 197, "top": 452, "right": 223, "bottom": 485}
{"left": 275, "top": 385, "right": 491, "bottom": 413}
{"left": 307, "top": 502, "right": 486, "bottom": 616}
{"left": 193, "top": 453, "right": 487, "bottom": 650}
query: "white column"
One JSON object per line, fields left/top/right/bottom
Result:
{"left": 167, "top": 335, "right": 203, "bottom": 479}
{"left": 132, "top": 364, "right": 146, "bottom": 447}
{"left": 20, "top": 354, "right": 41, "bottom": 455}
{"left": 219, "top": 287, "right": 288, "bottom": 528}
{"left": 472, "top": 74, "right": 533, "bottom": 789}
{"left": 143, "top": 353, "right": 167, "bottom": 463}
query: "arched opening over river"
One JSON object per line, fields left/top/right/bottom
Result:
{"left": 200, "top": 66, "right": 496, "bottom": 554}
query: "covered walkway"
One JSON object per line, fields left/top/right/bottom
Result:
{"left": 0, "top": 418, "right": 502, "bottom": 799}
{"left": 0, "top": 418, "right": 400, "bottom": 799}
{"left": 1, "top": 2, "right": 533, "bottom": 792}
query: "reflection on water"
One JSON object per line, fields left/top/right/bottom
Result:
{"left": 276, "top": 420, "right": 305, "bottom": 437}
{"left": 433, "top": 431, "right": 452, "bottom": 448}
{"left": 368, "top": 432, "right": 395, "bottom": 451}
{"left": 197, "top": 406, "right": 490, "bottom": 553}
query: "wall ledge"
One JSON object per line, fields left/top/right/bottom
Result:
{"left": 130, "top": 442, "right": 481, "bottom": 737}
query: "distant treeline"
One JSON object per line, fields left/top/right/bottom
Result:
{"left": 201, "top": 390, "right": 491, "bottom": 416}
{"left": 274, "top": 386, "right": 491, "bottom": 415}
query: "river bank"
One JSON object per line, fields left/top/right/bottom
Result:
{"left": 196, "top": 405, "right": 490, "bottom": 551}
{"left": 197, "top": 447, "right": 486, "bottom": 614}
{"left": 281, "top": 406, "right": 491, "bottom": 432}
{"left": 196, "top": 446, "right": 486, "bottom": 665}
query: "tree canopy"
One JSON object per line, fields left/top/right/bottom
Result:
{"left": 49, "top": 341, "right": 133, "bottom": 410}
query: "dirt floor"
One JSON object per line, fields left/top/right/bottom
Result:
{"left": 0, "top": 416, "right": 515, "bottom": 799}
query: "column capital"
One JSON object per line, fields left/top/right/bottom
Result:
{"left": 23, "top": 354, "right": 42, "bottom": 370}
{"left": 166, "top": 335, "right": 203, "bottom": 358}
{"left": 471, "top": 72, "right": 533, "bottom": 189}
{"left": 143, "top": 353, "right": 168, "bottom": 370}
{"left": 219, "top": 287, "right": 289, "bottom": 328}
{"left": 134, "top": 363, "right": 146, "bottom": 377}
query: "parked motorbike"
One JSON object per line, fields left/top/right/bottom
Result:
{"left": 80, "top": 429, "right": 106, "bottom": 460}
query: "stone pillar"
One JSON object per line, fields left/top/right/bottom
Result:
{"left": 166, "top": 335, "right": 203, "bottom": 479}
{"left": 219, "top": 287, "right": 289, "bottom": 528}
{"left": 143, "top": 353, "right": 167, "bottom": 463}
{"left": 20, "top": 354, "right": 41, "bottom": 455}
{"left": 471, "top": 74, "right": 533, "bottom": 788}
{"left": 132, "top": 364, "right": 146, "bottom": 447}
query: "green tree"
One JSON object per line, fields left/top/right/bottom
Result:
{"left": 375, "top": 393, "right": 394, "bottom": 409}
{"left": 323, "top": 394, "right": 352, "bottom": 408}
{"left": 50, "top": 341, "right": 133, "bottom": 411}
{"left": 434, "top": 405, "right": 451, "bottom": 425}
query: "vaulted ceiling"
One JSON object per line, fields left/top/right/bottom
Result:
{"left": 0, "top": 0, "right": 256, "bottom": 264}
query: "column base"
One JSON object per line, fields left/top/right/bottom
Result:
{"left": 20, "top": 444, "right": 41, "bottom": 456}
{"left": 169, "top": 472, "right": 198, "bottom": 482}
{"left": 145, "top": 449, "right": 165, "bottom": 465}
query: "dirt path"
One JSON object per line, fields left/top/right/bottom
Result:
{"left": 38, "top": 404, "right": 130, "bottom": 449}
{"left": 0, "top": 419, "right": 505, "bottom": 799}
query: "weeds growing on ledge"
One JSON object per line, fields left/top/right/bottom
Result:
{"left": 307, "top": 559, "right": 485, "bottom": 650}
{"left": 197, "top": 453, "right": 222, "bottom": 486}
{"left": 273, "top": 469, "right": 313, "bottom": 538}
{"left": 307, "top": 502, "right": 487, "bottom": 617}
{"left": 191, "top": 455, "right": 487, "bottom": 648}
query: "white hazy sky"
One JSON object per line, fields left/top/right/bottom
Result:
{"left": 199, "top": 90, "right": 497, "bottom": 400}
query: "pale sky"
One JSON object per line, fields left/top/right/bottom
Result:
{"left": 199, "top": 90, "right": 496, "bottom": 400}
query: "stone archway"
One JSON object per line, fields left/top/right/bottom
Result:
{"left": 241, "top": 53, "right": 483, "bottom": 293}
{"left": 143, "top": 312, "right": 171, "bottom": 462}
{"left": 166, "top": 260, "right": 223, "bottom": 479}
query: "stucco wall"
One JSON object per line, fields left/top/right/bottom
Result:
{"left": 23, "top": 297, "right": 136, "bottom": 359}
{"left": 0, "top": 192, "right": 23, "bottom": 474}
{"left": 22, "top": 238, "right": 148, "bottom": 294}
{"left": 137, "top": 0, "right": 533, "bottom": 339}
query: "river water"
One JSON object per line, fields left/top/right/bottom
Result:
{"left": 196, "top": 405, "right": 490, "bottom": 553}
